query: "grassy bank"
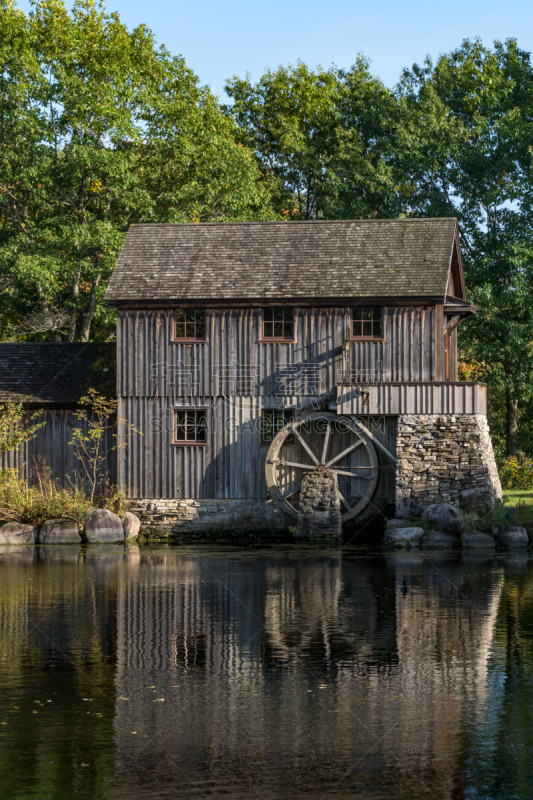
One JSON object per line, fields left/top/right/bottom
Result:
{"left": 503, "top": 491, "right": 533, "bottom": 507}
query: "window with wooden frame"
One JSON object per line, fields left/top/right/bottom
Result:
{"left": 351, "top": 307, "right": 383, "bottom": 340}
{"left": 174, "top": 309, "right": 206, "bottom": 341}
{"left": 173, "top": 409, "right": 207, "bottom": 445}
{"left": 261, "top": 307, "right": 295, "bottom": 341}
{"left": 260, "top": 409, "right": 295, "bottom": 445}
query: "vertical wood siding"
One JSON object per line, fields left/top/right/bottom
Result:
{"left": 118, "top": 305, "right": 441, "bottom": 398}
{"left": 1, "top": 409, "right": 117, "bottom": 490}
{"left": 118, "top": 396, "right": 396, "bottom": 501}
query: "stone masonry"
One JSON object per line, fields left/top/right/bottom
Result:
{"left": 130, "top": 497, "right": 292, "bottom": 540}
{"left": 395, "top": 414, "right": 502, "bottom": 518}
{"left": 295, "top": 468, "right": 342, "bottom": 540}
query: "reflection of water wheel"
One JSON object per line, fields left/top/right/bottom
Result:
{"left": 265, "top": 412, "right": 379, "bottom": 523}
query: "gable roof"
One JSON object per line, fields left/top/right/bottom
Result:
{"left": 105, "top": 218, "right": 462, "bottom": 304}
{"left": 0, "top": 343, "right": 115, "bottom": 404}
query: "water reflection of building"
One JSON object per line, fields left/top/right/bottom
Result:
{"left": 112, "top": 549, "right": 505, "bottom": 799}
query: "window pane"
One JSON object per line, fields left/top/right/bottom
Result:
{"left": 363, "top": 321, "right": 372, "bottom": 337}
{"left": 374, "top": 308, "right": 382, "bottom": 322}
{"left": 352, "top": 320, "right": 361, "bottom": 337}
{"left": 362, "top": 307, "right": 372, "bottom": 320}
{"left": 176, "top": 309, "right": 186, "bottom": 322}
{"left": 175, "top": 323, "right": 185, "bottom": 338}
{"left": 185, "top": 309, "right": 196, "bottom": 322}
{"left": 274, "top": 411, "right": 285, "bottom": 435}
{"left": 263, "top": 411, "right": 273, "bottom": 441}
{"left": 264, "top": 308, "right": 273, "bottom": 322}
{"left": 352, "top": 307, "right": 362, "bottom": 320}
{"left": 274, "top": 322, "right": 283, "bottom": 338}
{"left": 196, "top": 412, "right": 206, "bottom": 441}
{"left": 175, "top": 410, "right": 186, "bottom": 439}
{"left": 284, "top": 321, "right": 293, "bottom": 338}
{"left": 263, "top": 321, "right": 273, "bottom": 338}
{"left": 184, "top": 413, "right": 195, "bottom": 439}
{"left": 374, "top": 318, "right": 382, "bottom": 337}
{"left": 196, "top": 318, "right": 205, "bottom": 338}
{"left": 273, "top": 307, "right": 284, "bottom": 321}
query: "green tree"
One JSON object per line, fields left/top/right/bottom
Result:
{"left": 225, "top": 59, "right": 401, "bottom": 220}
{"left": 0, "top": 0, "right": 272, "bottom": 342}
{"left": 396, "top": 39, "right": 533, "bottom": 456}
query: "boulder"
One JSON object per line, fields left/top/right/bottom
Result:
{"left": 122, "top": 512, "right": 141, "bottom": 540}
{"left": 386, "top": 519, "right": 409, "bottom": 530}
{"left": 421, "top": 531, "right": 457, "bottom": 550}
{"left": 461, "top": 531, "right": 496, "bottom": 550}
{"left": 39, "top": 519, "right": 80, "bottom": 544}
{"left": 383, "top": 527, "right": 424, "bottom": 549}
{"left": 422, "top": 503, "right": 464, "bottom": 533}
{"left": 498, "top": 527, "right": 529, "bottom": 549}
{"left": 83, "top": 509, "right": 124, "bottom": 544}
{"left": 0, "top": 521, "right": 37, "bottom": 545}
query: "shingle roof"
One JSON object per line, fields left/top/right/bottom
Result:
{"left": 105, "top": 218, "right": 459, "bottom": 303}
{"left": 0, "top": 344, "right": 115, "bottom": 404}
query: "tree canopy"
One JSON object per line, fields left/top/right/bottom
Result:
{"left": 396, "top": 39, "right": 533, "bottom": 456}
{"left": 0, "top": 0, "right": 273, "bottom": 341}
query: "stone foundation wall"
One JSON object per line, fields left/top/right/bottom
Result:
{"left": 130, "top": 498, "right": 293, "bottom": 540}
{"left": 296, "top": 468, "right": 342, "bottom": 540}
{"left": 395, "top": 414, "right": 502, "bottom": 518}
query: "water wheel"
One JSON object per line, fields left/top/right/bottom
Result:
{"left": 265, "top": 411, "right": 379, "bottom": 523}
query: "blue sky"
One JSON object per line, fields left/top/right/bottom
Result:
{"left": 18, "top": 0, "right": 533, "bottom": 98}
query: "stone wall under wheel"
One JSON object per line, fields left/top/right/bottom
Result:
{"left": 295, "top": 467, "right": 342, "bottom": 540}
{"left": 395, "top": 414, "right": 502, "bottom": 518}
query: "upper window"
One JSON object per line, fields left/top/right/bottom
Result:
{"left": 262, "top": 307, "right": 294, "bottom": 341}
{"left": 175, "top": 309, "right": 206, "bottom": 340}
{"left": 352, "top": 307, "right": 383, "bottom": 340}
{"left": 174, "top": 409, "right": 207, "bottom": 445}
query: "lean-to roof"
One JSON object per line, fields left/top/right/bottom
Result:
{"left": 0, "top": 343, "right": 115, "bottom": 404}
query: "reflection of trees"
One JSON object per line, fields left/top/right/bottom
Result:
{"left": 0, "top": 546, "right": 119, "bottom": 799}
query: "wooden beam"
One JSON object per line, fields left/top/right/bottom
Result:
{"left": 443, "top": 314, "right": 462, "bottom": 336}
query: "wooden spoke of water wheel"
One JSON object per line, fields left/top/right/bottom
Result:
{"left": 265, "top": 412, "right": 379, "bottom": 523}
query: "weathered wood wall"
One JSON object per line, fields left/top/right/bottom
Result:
{"left": 1, "top": 409, "right": 117, "bottom": 490}
{"left": 118, "top": 396, "right": 396, "bottom": 501}
{"left": 117, "top": 306, "right": 443, "bottom": 396}
{"left": 337, "top": 382, "right": 486, "bottom": 416}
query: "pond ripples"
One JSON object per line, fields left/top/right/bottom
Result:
{"left": 1, "top": 545, "right": 532, "bottom": 799}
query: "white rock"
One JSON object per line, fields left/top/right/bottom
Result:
{"left": 383, "top": 527, "right": 424, "bottom": 548}
{"left": 83, "top": 509, "right": 124, "bottom": 544}
{"left": 39, "top": 519, "right": 80, "bottom": 544}
{"left": 122, "top": 512, "right": 141, "bottom": 540}
{"left": 0, "top": 522, "right": 37, "bottom": 545}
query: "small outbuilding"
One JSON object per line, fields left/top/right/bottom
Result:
{"left": 0, "top": 343, "right": 116, "bottom": 488}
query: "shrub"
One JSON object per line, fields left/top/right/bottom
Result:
{"left": 498, "top": 454, "right": 533, "bottom": 490}
{"left": 0, "top": 465, "right": 130, "bottom": 529}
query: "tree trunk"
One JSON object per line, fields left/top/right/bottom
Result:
{"left": 506, "top": 386, "right": 519, "bottom": 457}
{"left": 80, "top": 275, "right": 101, "bottom": 342}
{"left": 67, "top": 268, "right": 80, "bottom": 342}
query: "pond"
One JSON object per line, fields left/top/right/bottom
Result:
{"left": 1, "top": 544, "right": 533, "bottom": 799}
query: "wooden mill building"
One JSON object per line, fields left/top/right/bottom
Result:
{"left": 105, "top": 218, "right": 501, "bottom": 535}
